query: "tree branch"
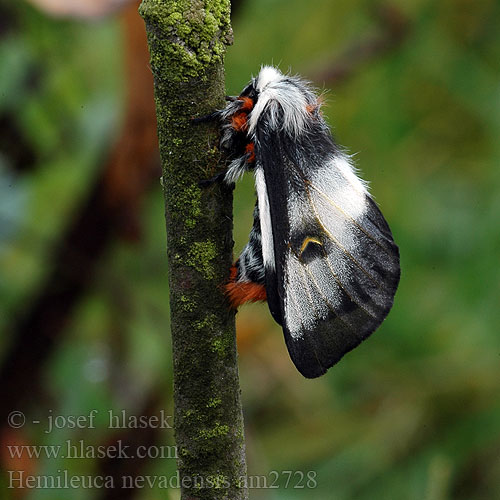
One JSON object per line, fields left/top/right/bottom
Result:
{"left": 139, "top": 1, "right": 247, "bottom": 499}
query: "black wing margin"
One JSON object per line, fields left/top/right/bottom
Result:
{"left": 254, "top": 110, "right": 400, "bottom": 378}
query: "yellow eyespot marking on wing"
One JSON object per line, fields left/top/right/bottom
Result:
{"left": 300, "top": 237, "right": 323, "bottom": 255}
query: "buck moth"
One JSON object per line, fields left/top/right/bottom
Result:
{"left": 195, "top": 66, "right": 400, "bottom": 378}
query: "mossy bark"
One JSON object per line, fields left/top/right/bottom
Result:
{"left": 139, "top": 1, "right": 248, "bottom": 499}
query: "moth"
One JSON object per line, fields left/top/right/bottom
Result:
{"left": 195, "top": 66, "right": 400, "bottom": 378}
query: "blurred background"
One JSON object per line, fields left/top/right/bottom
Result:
{"left": 1, "top": 0, "right": 500, "bottom": 499}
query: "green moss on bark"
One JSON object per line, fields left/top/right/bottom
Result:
{"left": 139, "top": 0, "right": 232, "bottom": 82}
{"left": 197, "top": 422, "right": 230, "bottom": 440}
{"left": 186, "top": 241, "right": 217, "bottom": 280}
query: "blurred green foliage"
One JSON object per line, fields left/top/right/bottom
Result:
{"left": 1, "top": 0, "right": 500, "bottom": 499}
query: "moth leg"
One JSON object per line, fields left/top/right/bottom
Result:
{"left": 193, "top": 109, "right": 229, "bottom": 187}
{"left": 226, "top": 202, "right": 267, "bottom": 308}
{"left": 192, "top": 95, "right": 239, "bottom": 123}
{"left": 199, "top": 149, "right": 254, "bottom": 188}
{"left": 198, "top": 171, "right": 227, "bottom": 188}
{"left": 191, "top": 111, "right": 222, "bottom": 124}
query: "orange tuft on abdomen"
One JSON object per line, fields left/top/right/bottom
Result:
{"left": 226, "top": 265, "right": 267, "bottom": 308}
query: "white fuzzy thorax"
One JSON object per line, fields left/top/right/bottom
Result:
{"left": 248, "top": 66, "right": 312, "bottom": 137}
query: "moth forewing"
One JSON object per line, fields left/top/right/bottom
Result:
{"left": 199, "top": 65, "right": 400, "bottom": 378}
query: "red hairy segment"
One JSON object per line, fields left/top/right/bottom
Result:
{"left": 306, "top": 103, "right": 317, "bottom": 114}
{"left": 238, "top": 96, "right": 254, "bottom": 111}
{"left": 231, "top": 97, "right": 254, "bottom": 131}
{"left": 306, "top": 96, "right": 324, "bottom": 115}
{"left": 245, "top": 142, "right": 256, "bottom": 162}
{"left": 231, "top": 113, "right": 248, "bottom": 131}
{"left": 226, "top": 265, "right": 267, "bottom": 308}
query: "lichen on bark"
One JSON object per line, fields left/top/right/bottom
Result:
{"left": 139, "top": 1, "right": 247, "bottom": 499}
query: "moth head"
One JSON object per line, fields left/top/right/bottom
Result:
{"left": 239, "top": 80, "right": 259, "bottom": 102}
{"left": 248, "top": 65, "right": 313, "bottom": 137}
